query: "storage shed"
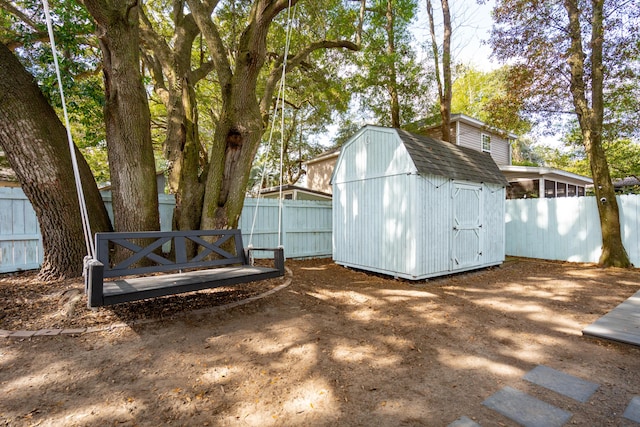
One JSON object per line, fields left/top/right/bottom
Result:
{"left": 332, "top": 126, "right": 508, "bottom": 280}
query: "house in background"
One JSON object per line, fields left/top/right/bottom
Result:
{"left": 0, "top": 152, "right": 19, "bottom": 188}
{"left": 408, "top": 113, "right": 515, "bottom": 167}
{"left": 260, "top": 184, "right": 331, "bottom": 201}
{"left": 501, "top": 165, "right": 591, "bottom": 198}
{"left": 305, "top": 114, "right": 593, "bottom": 199}
{"left": 302, "top": 148, "right": 340, "bottom": 195}
{"left": 0, "top": 168, "right": 19, "bottom": 188}
{"left": 614, "top": 177, "right": 640, "bottom": 194}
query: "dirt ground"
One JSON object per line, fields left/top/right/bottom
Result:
{"left": 1, "top": 257, "right": 640, "bottom": 426}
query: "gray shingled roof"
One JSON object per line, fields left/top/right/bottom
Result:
{"left": 396, "top": 129, "right": 508, "bottom": 186}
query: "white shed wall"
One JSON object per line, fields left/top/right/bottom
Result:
{"left": 333, "top": 174, "right": 418, "bottom": 276}
{"left": 332, "top": 127, "right": 417, "bottom": 184}
{"left": 415, "top": 176, "right": 452, "bottom": 277}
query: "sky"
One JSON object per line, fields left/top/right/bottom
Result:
{"left": 410, "top": 0, "right": 499, "bottom": 71}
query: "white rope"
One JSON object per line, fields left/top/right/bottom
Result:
{"left": 248, "top": 0, "right": 296, "bottom": 249}
{"left": 42, "top": 0, "right": 95, "bottom": 259}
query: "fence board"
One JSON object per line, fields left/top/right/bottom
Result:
{"left": 240, "top": 198, "right": 333, "bottom": 259}
{"left": 0, "top": 187, "right": 42, "bottom": 272}
{"left": 505, "top": 195, "right": 639, "bottom": 265}
{"left": 1, "top": 190, "right": 332, "bottom": 273}
{"left": 4, "top": 188, "right": 639, "bottom": 273}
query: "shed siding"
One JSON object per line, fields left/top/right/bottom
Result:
{"left": 333, "top": 128, "right": 416, "bottom": 184}
{"left": 333, "top": 173, "right": 417, "bottom": 276}
{"left": 416, "top": 175, "right": 452, "bottom": 277}
{"left": 456, "top": 122, "right": 510, "bottom": 166}
{"left": 482, "top": 183, "right": 507, "bottom": 265}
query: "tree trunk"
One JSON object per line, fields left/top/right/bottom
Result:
{"left": 191, "top": 0, "right": 286, "bottom": 231}
{"left": 0, "top": 43, "right": 112, "bottom": 279}
{"left": 426, "top": 0, "right": 452, "bottom": 141}
{"left": 138, "top": 6, "right": 210, "bottom": 233}
{"left": 201, "top": 91, "right": 263, "bottom": 230}
{"left": 564, "top": 0, "right": 630, "bottom": 267}
{"left": 82, "top": 0, "right": 159, "bottom": 234}
{"left": 172, "top": 80, "right": 206, "bottom": 232}
{"left": 440, "top": 0, "right": 452, "bottom": 142}
{"left": 587, "top": 135, "right": 629, "bottom": 266}
{"left": 385, "top": 0, "right": 400, "bottom": 128}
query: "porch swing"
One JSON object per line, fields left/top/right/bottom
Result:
{"left": 42, "top": 1, "right": 291, "bottom": 308}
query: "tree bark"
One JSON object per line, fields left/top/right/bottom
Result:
{"left": 564, "top": 0, "right": 630, "bottom": 267}
{"left": 440, "top": 0, "right": 452, "bottom": 142}
{"left": 139, "top": 4, "right": 214, "bottom": 233}
{"left": 426, "top": 0, "right": 452, "bottom": 142}
{"left": 82, "top": 0, "right": 159, "bottom": 234}
{"left": 385, "top": 0, "right": 401, "bottom": 128}
{"left": 0, "top": 43, "right": 112, "bottom": 279}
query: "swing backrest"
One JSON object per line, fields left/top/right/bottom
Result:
{"left": 95, "top": 229, "right": 249, "bottom": 278}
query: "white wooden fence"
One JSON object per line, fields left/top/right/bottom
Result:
{"left": 0, "top": 187, "right": 42, "bottom": 273}
{"left": 505, "top": 195, "right": 640, "bottom": 265}
{"left": 0, "top": 189, "right": 332, "bottom": 272}
{"left": 3, "top": 188, "right": 640, "bottom": 273}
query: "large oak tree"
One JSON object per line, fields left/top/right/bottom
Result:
{"left": 0, "top": 42, "right": 111, "bottom": 279}
{"left": 491, "top": 0, "right": 639, "bottom": 267}
{"left": 81, "top": 0, "right": 160, "bottom": 235}
{"left": 181, "top": 0, "right": 358, "bottom": 230}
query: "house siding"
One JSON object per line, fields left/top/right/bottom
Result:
{"left": 456, "top": 122, "right": 510, "bottom": 166}
{"left": 306, "top": 156, "right": 338, "bottom": 194}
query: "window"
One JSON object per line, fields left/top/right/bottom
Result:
{"left": 545, "top": 180, "right": 556, "bottom": 198}
{"left": 557, "top": 183, "right": 566, "bottom": 197}
{"left": 481, "top": 134, "right": 491, "bottom": 152}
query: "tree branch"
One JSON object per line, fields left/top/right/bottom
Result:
{"left": 0, "top": 0, "right": 41, "bottom": 32}
{"left": 260, "top": 40, "right": 359, "bottom": 119}
{"left": 185, "top": 0, "right": 233, "bottom": 88}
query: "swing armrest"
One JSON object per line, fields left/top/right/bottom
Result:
{"left": 245, "top": 247, "right": 285, "bottom": 276}
{"left": 84, "top": 258, "right": 105, "bottom": 308}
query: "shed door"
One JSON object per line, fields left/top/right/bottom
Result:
{"left": 451, "top": 182, "right": 482, "bottom": 270}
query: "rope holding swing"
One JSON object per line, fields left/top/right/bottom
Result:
{"left": 248, "top": 0, "right": 295, "bottom": 251}
{"left": 42, "top": 0, "right": 95, "bottom": 260}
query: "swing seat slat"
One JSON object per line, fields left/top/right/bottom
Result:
{"left": 84, "top": 229, "right": 284, "bottom": 308}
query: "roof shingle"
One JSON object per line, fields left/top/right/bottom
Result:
{"left": 396, "top": 129, "right": 508, "bottom": 186}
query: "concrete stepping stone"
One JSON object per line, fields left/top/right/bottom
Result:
{"left": 623, "top": 396, "right": 640, "bottom": 423}
{"left": 448, "top": 415, "right": 481, "bottom": 427}
{"left": 482, "top": 386, "right": 572, "bottom": 427}
{"left": 523, "top": 365, "right": 599, "bottom": 403}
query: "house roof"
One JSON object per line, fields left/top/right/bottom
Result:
{"left": 0, "top": 156, "right": 19, "bottom": 186}
{"left": 499, "top": 165, "right": 593, "bottom": 185}
{"left": 303, "top": 147, "right": 340, "bottom": 166}
{"left": 0, "top": 167, "right": 17, "bottom": 182}
{"left": 614, "top": 176, "right": 640, "bottom": 188}
{"left": 395, "top": 129, "right": 508, "bottom": 186}
{"left": 408, "top": 113, "right": 519, "bottom": 140}
{"left": 260, "top": 184, "right": 332, "bottom": 199}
